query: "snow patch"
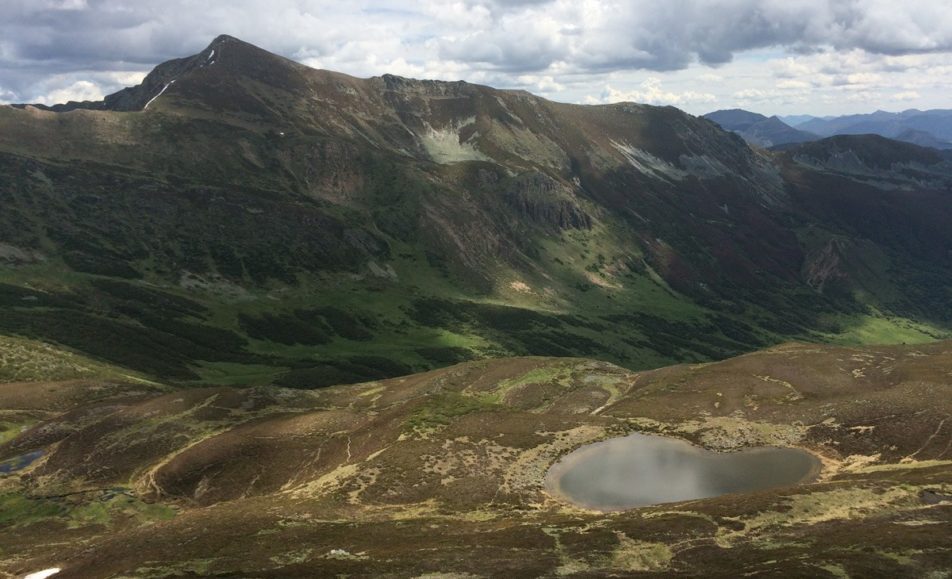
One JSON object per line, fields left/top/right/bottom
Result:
{"left": 207, "top": 49, "right": 215, "bottom": 61}
{"left": 25, "top": 569, "right": 61, "bottom": 579}
{"left": 143, "top": 80, "right": 175, "bottom": 110}
{"left": 610, "top": 140, "right": 686, "bottom": 182}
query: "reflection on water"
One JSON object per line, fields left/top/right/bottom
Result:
{"left": 0, "top": 450, "right": 44, "bottom": 475}
{"left": 547, "top": 433, "right": 820, "bottom": 510}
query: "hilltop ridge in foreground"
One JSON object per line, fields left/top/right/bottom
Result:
{"left": 1, "top": 341, "right": 951, "bottom": 576}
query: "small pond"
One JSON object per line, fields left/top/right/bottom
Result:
{"left": 546, "top": 433, "right": 820, "bottom": 511}
{"left": 0, "top": 450, "right": 45, "bottom": 475}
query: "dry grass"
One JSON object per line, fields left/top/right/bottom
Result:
{"left": 0, "top": 335, "right": 144, "bottom": 383}
{"left": 1, "top": 343, "right": 951, "bottom": 577}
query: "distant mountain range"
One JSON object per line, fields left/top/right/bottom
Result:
{"left": 799, "top": 109, "right": 952, "bottom": 146}
{"left": 703, "top": 109, "right": 817, "bottom": 148}
{"left": 706, "top": 108, "right": 952, "bottom": 150}
{"left": 779, "top": 114, "right": 821, "bottom": 126}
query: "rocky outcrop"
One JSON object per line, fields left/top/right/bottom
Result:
{"left": 502, "top": 172, "right": 592, "bottom": 231}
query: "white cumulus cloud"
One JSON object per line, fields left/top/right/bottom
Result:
{"left": 590, "top": 78, "right": 716, "bottom": 106}
{"left": 1, "top": 0, "right": 951, "bottom": 114}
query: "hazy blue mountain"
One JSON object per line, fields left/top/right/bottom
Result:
{"left": 798, "top": 109, "right": 952, "bottom": 146}
{"left": 779, "top": 114, "right": 820, "bottom": 127}
{"left": 704, "top": 109, "right": 818, "bottom": 147}
{"left": 894, "top": 128, "right": 952, "bottom": 150}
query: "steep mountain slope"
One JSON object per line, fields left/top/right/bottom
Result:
{"left": 1, "top": 341, "right": 950, "bottom": 577}
{"left": 778, "top": 135, "right": 952, "bottom": 320}
{"left": 0, "top": 35, "right": 950, "bottom": 386}
{"left": 704, "top": 108, "right": 818, "bottom": 147}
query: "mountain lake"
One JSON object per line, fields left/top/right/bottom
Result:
{"left": 546, "top": 432, "right": 821, "bottom": 511}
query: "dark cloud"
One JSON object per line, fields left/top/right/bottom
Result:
{"left": 1, "top": 0, "right": 950, "bottom": 105}
{"left": 0, "top": 0, "right": 353, "bottom": 101}
{"left": 439, "top": 0, "right": 952, "bottom": 73}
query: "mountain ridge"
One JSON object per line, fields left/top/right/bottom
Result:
{"left": 12, "top": 34, "right": 313, "bottom": 113}
{"left": 797, "top": 108, "right": 952, "bottom": 149}
{"left": 0, "top": 35, "right": 950, "bottom": 387}
{"left": 704, "top": 108, "right": 819, "bottom": 147}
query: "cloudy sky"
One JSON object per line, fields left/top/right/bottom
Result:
{"left": 2, "top": 0, "right": 952, "bottom": 116}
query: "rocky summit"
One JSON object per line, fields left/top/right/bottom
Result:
{"left": 0, "top": 35, "right": 951, "bottom": 578}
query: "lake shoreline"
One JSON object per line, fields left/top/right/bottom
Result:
{"left": 544, "top": 431, "right": 823, "bottom": 512}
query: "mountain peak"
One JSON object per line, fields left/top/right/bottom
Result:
{"left": 703, "top": 109, "right": 769, "bottom": 131}
{"left": 705, "top": 109, "right": 818, "bottom": 148}
{"left": 210, "top": 33, "right": 240, "bottom": 45}
{"left": 201, "top": 33, "right": 272, "bottom": 61}
{"left": 15, "top": 34, "right": 300, "bottom": 113}
{"left": 199, "top": 33, "right": 241, "bottom": 60}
